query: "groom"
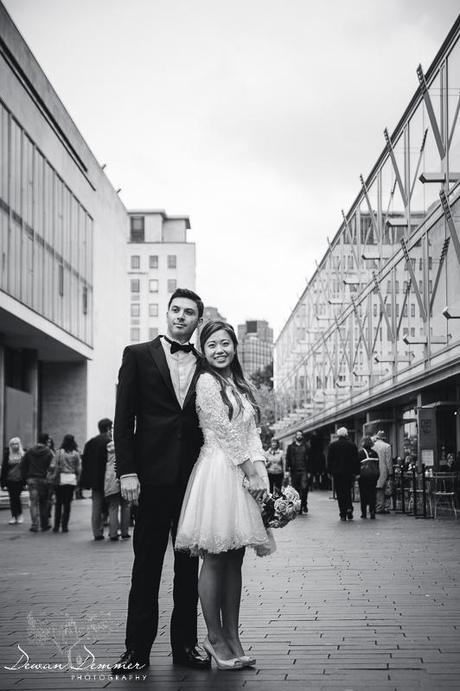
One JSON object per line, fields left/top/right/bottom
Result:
{"left": 112, "top": 288, "right": 210, "bottom": 672}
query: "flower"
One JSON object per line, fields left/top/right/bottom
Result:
{"left": 261, "top": 486, "right": 301, "bottom": 529}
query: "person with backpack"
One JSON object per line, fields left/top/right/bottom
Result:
{"left": 358, "top": 436, "right": 380, "bottom": 519}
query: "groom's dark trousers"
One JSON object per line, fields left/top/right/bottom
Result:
{"left": 114, "top": 337, "right": 203, "bottom": 660}
{"left": 126, "top": 482, "right": 197, "bottom": 658}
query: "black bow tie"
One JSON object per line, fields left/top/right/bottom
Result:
{"left": 165, "top": 337, "right": 194, "bottom": 355}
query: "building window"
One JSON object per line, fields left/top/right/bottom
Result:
{"left": 149, "top": 279, "right": 159, "bottom": 293}
{"left": 57, "top": 264, "right": 64, "bottom": 297}
{"left": 168, "top": 255, "right": 177, "bottom": 269}
{"left": 167, "top": 279, "right": 177, "bottom": 293}
{"left": 131, "top": 327, "right": 140, "bottom": 342}
{"left": 373, "top": 304, "right": 377, "bottom": 317}
{"left": 149, "top": 255, "right": 158, "bottom": 269}
{"left": 149, "top": 303, "right": 158, "bottom": 317}
{"left": 131, "top": 255, "right": 140, "bottom": 270}
{"left": 82, "top": 286, "right": 88, "bottom": 315}
{"left": 131, "top": 303, "right": 140, "bottom": 317}
{"left": 410, "top": 327, "right": 415, "bottom": 337}
{"left": 130, "top": 216, "right": 145, "bottom": 242}
{"left": 411, "top": 304, "right": 415, "bottom": 318}
{"left": 149, "top": 327, "right": 158, "bottom": 340}
{"left": 131, "top": 279, "right": 140, "bottom": 293}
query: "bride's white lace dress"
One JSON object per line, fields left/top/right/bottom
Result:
{"left": 175, "top": 372, "right": 271, "bottom": 556}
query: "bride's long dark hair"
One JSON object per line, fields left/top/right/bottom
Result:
{"left": 199, "top": 320, "right": 259, "bottom": 420}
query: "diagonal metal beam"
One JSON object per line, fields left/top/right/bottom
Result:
{"left": 334, "top": 316, "right": 353, "bottom": 375}
{"left": 429, "top": 237, "right": 450, "bottom": 315}
{"left": 448, "top": 92, "right": 460, "bottom": 151}
{"left": 396, "top": 278, "right": 412, "bottom": 338}
{"left": 341, "top": 210, "right": 360, "bottom": 268}
{"left": 383, "top": 128, "right": 408, "bottom": 208}
{"left": 360, "top": 175, "right": 380, "bottom": 244}
{"left": 439, "top": 190, "right": 460, "bottom": 267}
{"left": 351, "top": 297, "right": 371, "bottom": 360}
{"left": 400, "top": 239, "right": 427, "bottom": 322}
{"left": 410, "top": 128, "right": 428, "bottom": 200}
{"left": 371, "top": 306, "right": 386, "bottom": 354}
{"left": 372, "top": 272, "right": 395, "bottom": 342}
{"left": 416, "top": 64, "right": 445, "bottom": 160}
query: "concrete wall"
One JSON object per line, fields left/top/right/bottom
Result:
{"left": 40, "top": 362, "right": 87, "bottom": 450}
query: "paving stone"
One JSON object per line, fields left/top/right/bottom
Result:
{"left": 1, "top": 491, "right": 459, "bottom": 690}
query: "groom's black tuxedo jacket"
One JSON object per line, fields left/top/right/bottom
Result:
{"left": 114, "top": 337, "right": 203, "bottom": 487}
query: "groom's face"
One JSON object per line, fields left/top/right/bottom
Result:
{"left": 166, "top": 297, "right": 201, "bottom": 342}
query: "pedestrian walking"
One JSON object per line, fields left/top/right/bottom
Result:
{"left": 104, "top": 440, "right": 131, "bottom": 541}
{"left": 326, "top": 427, "right": 360, "bottom": 521}
{"left": 264, "top": 438, "right": 285, "bottom": 493}
{"left": 20, "top": 433, "right": 54, "bottom": 532}
{"left": 285, "top": 431, "right": 311, "bottom": 513}
{"left": 112, "top": 288, "right": 210, "bottom": 674}
{"left": 175, "top": 320, "right": 272, "bottom": 670}
{"left": 52, "top": 435, "right": 81, "bottom": 533}
{"left": 80, "top": 418, "right": 112, "bottom": 540}
{"left": 358, "top": 436, "right": 380, "bottom": 519}
{"left": 372, "top": 430, "right": 392, "bottom": 513}
{"left": 1, "top": 437, "right": 26, "bottom": 524}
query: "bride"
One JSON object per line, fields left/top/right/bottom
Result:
{"left": 175, "top": 320, "right": 273, "bottom": 670}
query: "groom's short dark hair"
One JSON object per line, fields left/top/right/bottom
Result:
{"left": 168, "top": 288, "right": 204, "bottom": 318}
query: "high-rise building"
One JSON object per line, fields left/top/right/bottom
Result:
{"left": 127, "top": 210, "right": 196, "bottom": 343}
{"left": 237, "top": 320, "right": 273, "bottom": 377}
{"left": 0, "top": 3, "right": 129, "bottom": 449}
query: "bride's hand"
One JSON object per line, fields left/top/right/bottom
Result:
{"left": 246, "top": 473, "right": 267, "bottom": 502}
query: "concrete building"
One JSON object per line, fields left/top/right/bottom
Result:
{"left": 237, "top": 320, "right": 273, "bottom": 378}
{"left": 127, "top": 210, "right": 196, "bottom": 343}
{"left": 273, "top": 17, "right": 460, "bottom": 470}
{"left": 0, "top": 3, "right": 129, "bottom": 449}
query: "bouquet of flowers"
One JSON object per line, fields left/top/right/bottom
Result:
{"left": 260, "top": 485, "right": 301, "bottom": 528}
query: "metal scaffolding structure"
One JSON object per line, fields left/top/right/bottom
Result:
{"left": 274, "top": 17, "right": 460, "bottom": 446}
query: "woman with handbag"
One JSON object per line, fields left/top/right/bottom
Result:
{"left": 358, "top": 436, "right": 380, "bottom": 519}
{"left": 52, "top": 435, "right": 81, "bottom": 533}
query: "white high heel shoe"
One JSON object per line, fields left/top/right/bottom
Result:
{"left": 202, "top": 638, "right": 243, "bottom": 671}
{"left": 238, "top": 654, "right": 256, "bottom": 667}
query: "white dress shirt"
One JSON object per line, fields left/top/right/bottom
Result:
{"left": 160, "top": 336, "right": 197, "bottom": 408}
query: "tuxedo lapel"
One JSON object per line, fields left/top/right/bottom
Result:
{"left": 147, "top": 338, "right": 178, "bottom": 405}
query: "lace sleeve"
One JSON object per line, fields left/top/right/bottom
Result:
{"left": 196, "top": 373, "right": 250, "bottom": 466}
{"left": 247, "top": 415, "right": 265, "bottom": 462}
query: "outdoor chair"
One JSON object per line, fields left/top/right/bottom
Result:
{"left": 431, "top": 473, "right": 458, "bottom": 519}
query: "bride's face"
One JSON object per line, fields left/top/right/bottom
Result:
{"left": 203, "top": 329, "right": 235, "bottom": 371}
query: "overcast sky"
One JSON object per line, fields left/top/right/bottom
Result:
{"left": 4, "top": 0, "right": 459, "bottom": 336}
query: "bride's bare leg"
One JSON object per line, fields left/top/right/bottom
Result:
{"left": 221, "top": 548, "right": 245, "bottom": 656}
{"left": 199, "top": 553, "right": 234, "bottom": 659}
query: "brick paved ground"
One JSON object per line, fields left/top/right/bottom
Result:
{"left": 0, "top": 490, "right": 459, "bottom": 691}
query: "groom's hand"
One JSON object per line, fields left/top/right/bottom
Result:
{"left": 120, "top": 474, "right": 140, "bottom": 504}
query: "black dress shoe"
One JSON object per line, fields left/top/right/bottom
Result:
{"left": 172, "top": 645, "right": 211, "bottom": 669}
{"left": 111, "top": 650, "right": 149, "bottom": 675}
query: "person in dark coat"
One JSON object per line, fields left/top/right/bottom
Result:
{"left": 326, "top": 427, "right": 360, "bottom": 521}
{"left": 80, "top": 418, "right": 112, "bottom": 540}
{"left": 111, "top": 288, "right": 209, "bottom": 674}
{"left": 20, "top": 433, "right": 54, "bottom": 532}
{"left": 358, "top": 436, "right": 380, "bottom": 519}
{"left": 286, "top": 431, "right": 311, "bottom": 513}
